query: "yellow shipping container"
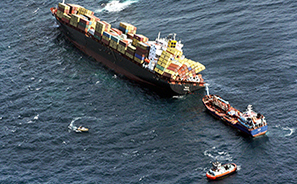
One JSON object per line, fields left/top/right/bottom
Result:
{"left": 95, "top": 21, "right": 105, "bottom": 32}
{"left": 167, "top": 47, "right": 182, "bottom": 56}
{"left": 134, "top": 56, "right": 144, "bottom": 64}
{"left": 168, "top": 40, "right": 177, "bottom": 48}
{"left": 126, "top": 52, "right": 134, "bottom": 59}
{"left": 154, "top": 68, "right": 164, "bottom": 75}
{"left": 164, "top": 69, "right": 175, "bottom": 75}
{"left": 58, "top": 3, "right": 70, "bottom": 10}
{"left": 109, "top": 40, "right": 118, "bottom": 50}
{"left": 120, "top": 22, "right": 130, "bottom": 29}
{"left": 56, "top": 10, "right": 63, "bottom": 19}
{"left": 159, "top": 55, "right": 171, "bottom": 62}
{"left": 78, "top": 7, "right": 93, "bottom": 16}
{"left": 161, "top": 50, "right": 173, "bottom": 58}
{"left": 158, "top": 60, "right": 170, "bottom": 68}
{"left": 102, "top": 35, "right": 111, "bottom": 41}
{"left": 117, "top": 45, "right": 127, "bottom": 54}
{"left": 127, "top": 45, "right": 136, "bottom": 52}
{"left": 132, "top": 38, "right": 139, "bottom": 47}
{"left": 63, "top": 13, "right": 71, "bottom": 20}
{"left": 71, "top": 14, "right": 81, "bottom": 22}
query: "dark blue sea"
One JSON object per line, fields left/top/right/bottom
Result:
{"left": 1, "top": 0, "right": 296, "bottom": 183}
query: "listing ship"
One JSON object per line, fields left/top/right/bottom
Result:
{"left": 50, "top": 2, "right": 206, "bottom": 96}
{"left": 202, "top": 85, "right": 267, "bottom": 137}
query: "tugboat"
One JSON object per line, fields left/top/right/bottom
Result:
{"left": 202, "top": 84, "right": 267, "bottom": 137}
{"left": 206, "top": 161, "right": 237, "bottom": 180}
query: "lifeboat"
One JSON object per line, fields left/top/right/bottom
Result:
{"left": 206, "top": 161, "right": 237, "bottom": 180}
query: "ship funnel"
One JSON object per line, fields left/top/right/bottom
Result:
{"left": 205, "top": 83, "right": 210, "bottom": 96}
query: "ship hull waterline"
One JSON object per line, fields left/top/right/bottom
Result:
{"left": 203, "top": 104, "right": 267, "bottom": 137}
{"left": 53, "top": 15, "right": 205, "bottom": 96}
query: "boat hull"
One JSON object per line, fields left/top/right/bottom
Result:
{"left": 52, "top": 13, "right": 205, "bottom": 96}
{"left": 202, "top": 96, "right": 267, "bottom": 137}
{"left": 206, "top": 163, "right": 237, "bottom": 180}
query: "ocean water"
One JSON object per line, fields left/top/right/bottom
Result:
{"left": 1, "top": 0, "right": 296, "bottom": 183}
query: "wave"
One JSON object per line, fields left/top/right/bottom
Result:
{"left": 266, "top": 125, "right": 295, "bottom": 137}
{"left": 96, "top": 0, "right": 139, "bottom": 13}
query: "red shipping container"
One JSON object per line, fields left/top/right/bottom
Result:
{"left": 136, "top": 47, "right": 149, "bottom": 54}
{"left": 167, "top": 66, "right": 178, "bottom": 72}
{"left": 119, "top": 40, "right": 129, "bottom": 47}
{"left": 169, "top": 63, "right": 180, "bottom": 69}
{"left": 127, "top": 33, "right": 134, "bottom": 39}
{"left": 111, "top": 28, "right": 123, "bottom": 35}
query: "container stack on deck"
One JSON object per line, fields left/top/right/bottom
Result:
{"left": 110, "top": 33, "right": 122, "bottom": 50}
{"left": 54, "top": 2, "right": 205, "bottom": 82}
{"left": 57, "top": 3, "right": 70, "bottom": 19}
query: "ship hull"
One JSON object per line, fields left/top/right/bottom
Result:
{"left": 53, "top": 15, "right": 204, "bottom": 96}
{"left": 202, "top": 96, "right": 267, "bottom": 137}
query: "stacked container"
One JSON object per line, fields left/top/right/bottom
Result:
{"left": 117, "top": 39, "right": 130, "bottom": 54}
{"left": 126, "top": 45, "right": 136, "bottom": 59}
{"left": 111, "top": 28, "right": 123, "bottom": 35}
{"left": 78, "top": 7, "right": 94, "bottom": 16}
{"left": 84, "top": 14, "right": 100, "bottom": 29}
{"left": 94, "top": 21, "right": 108, "bottom": 40}
{"left": 70, "top": 14, "right": 81, "bottom": 27}
{"left": 134, "top": 42, "right": 150, "bottom": 64}
{"left": 58, "top": 3, "right": 70, "bottom": 14}
{"left": 155, "top": 50, "right": 173, "bottom": 75}
{"left": 102, "top": 31, "right": 111, "bottom": 45}
{"left": 67, "top": 4, "right": 82, "bottom": 14}
{"left": 78, "top": 16, "right": 92, "bottom": 33}
{"left": 166, "top": 47, "right": 183, "bottom": 59}
{"left": 119, "top": 22, "right": 137, "bottom": 35}
{"left": 132, "top": 34, "right": 148, "bottom": 47}
{"left": 57, "top": 3, "right": 70, "bottom": 19}
{"left": 62, "top": 14, "right": 71, "bottom": 24}
{"left": 109, "top": 33, "right": 122, "bottom": 50}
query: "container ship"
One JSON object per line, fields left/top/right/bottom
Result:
{"left": 50, "top": 2, "right": 206, "bottom": 95}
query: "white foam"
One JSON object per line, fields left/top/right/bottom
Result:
{"left": 283, "top": 127, "right": 295, "bottom": 137}
{"left": 96, "top": 0, "right": 139, "bottom": 13}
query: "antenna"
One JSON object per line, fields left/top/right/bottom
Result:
{"left": 205, "top": 83, "right": 210, "bottom": 96}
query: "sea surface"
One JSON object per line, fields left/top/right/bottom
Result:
{"left": 1, "top": 0, "right": 296, "bottom": 183}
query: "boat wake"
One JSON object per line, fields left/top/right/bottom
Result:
{"left": 96, "top": 0, "right": 139, "bottom": 13}
{"left": 204, "top": 147, "right": 233, "bottom": 162}
{"left": 68, "top": 117, "right": 81, "bottom": 132}
{"left": 267, "top": 125, "right": 295, "bottom": 137}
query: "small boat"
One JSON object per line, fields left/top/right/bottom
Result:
{"left": 202, "top": 84, "right": 267, "bottom": 137}
{"left": 68, "top": 121, "right": 89, "bottom": 133}
{"left": 75, "top": 126, "right": 89, "bottom": 133}
{"left": 206, "top": 161, "right": 237, "bottom": 180}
